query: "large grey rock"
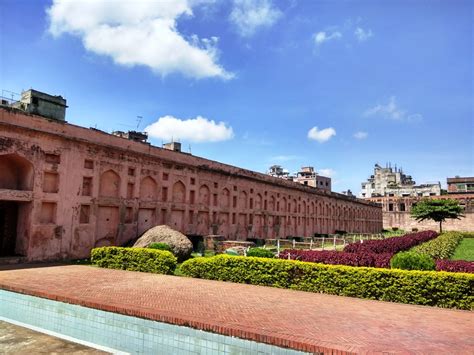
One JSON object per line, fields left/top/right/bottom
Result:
{"left": 133, "top": 225, "right": 193, "bottom": 261}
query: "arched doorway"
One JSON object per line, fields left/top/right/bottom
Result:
{"left": 0, "top": 154, "right": 34, "bottom": 257}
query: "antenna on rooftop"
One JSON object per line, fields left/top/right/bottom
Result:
{"left": 136, "top": 116, "right": 143, "bottom": 130}
{"left": 188, "top": 144, "right": 192, "bottom": 154}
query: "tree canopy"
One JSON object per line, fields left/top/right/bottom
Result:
{"left": 410, "top": 199, "right": 464, "bottom": 232}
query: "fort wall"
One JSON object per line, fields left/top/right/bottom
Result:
{"left": 0, "top": 107, "right": 382, "bottom": 261}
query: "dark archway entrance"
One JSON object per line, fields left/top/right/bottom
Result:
{"left": 0, "top": 201, "right": 18, "bottom": 256}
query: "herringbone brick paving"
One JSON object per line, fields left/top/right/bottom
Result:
{"left": 0, "top": 265, "right": 472, "bottom": 354}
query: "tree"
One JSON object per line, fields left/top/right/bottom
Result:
{"left": 410, "top": 199, "right": 464, "bottom": 233}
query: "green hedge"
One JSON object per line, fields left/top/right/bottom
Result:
{"left": 148, "top": 242, "right": 172, "bottom": 252}
{"left": 180, "top": 255, "right": 473, "bottom": 310}
{"left": 246, "top": 247, "right": 274, "bottom": 258}
{"left": 412, "top": 232, "right": 464, "bottom": 259}
{"left": 390, "top": 251, "right": 435, "bottom": 271}
{"left": 91, "top": 247, "right": 177, "bottom": 275}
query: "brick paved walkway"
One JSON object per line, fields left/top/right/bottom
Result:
{"left": 0, "top": 265, "right": 472, "bottom": 354}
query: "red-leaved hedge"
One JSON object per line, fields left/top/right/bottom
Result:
{"left": 343, "top": 230, "right": 438, "bottom": 254}
{"left": 435, "top": 260, "right": 474, "bottom": 273}
{"left": 279, "top": 250, "right": 393, "bottom": 268}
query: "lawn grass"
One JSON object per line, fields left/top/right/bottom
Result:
{"left": 451, "top": 238, "right": 474, "bottom": 261}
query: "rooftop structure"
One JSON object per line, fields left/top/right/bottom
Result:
{"left": 162, "top": 141, "right": 182, "bottom": 153}
{"left": 295, "top": 166, "right": 331, "bottom": 191}
{"left": 112, "top": 130, "right": 148, "bottom": 143}
{"left": 267, "top": 165, "right": 332, "bottom": 191}
{"left": 360, "top": 163, "right": 441, "bottom": 198}
{"left": 447, "top": 176, "right": 474, "bottom": 194}
{"left": 267, "top": 165, "right": 292, "bottom": 180}
{"left": 6, "top": 89, "right": 68, "bottom": 121}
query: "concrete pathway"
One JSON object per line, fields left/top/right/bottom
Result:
{"left": 0, "top": 320, "right": 108, "bottom": 354}
{"left": 0, "top": 265, "right": 472, "bottom": 354}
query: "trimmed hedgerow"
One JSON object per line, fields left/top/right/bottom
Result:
{"left": 412, "top": 232, "right": 463, "bottom": 259}
{"left": 279, "top": 250, "right": 393, "bottom": 268}
{"left": 180, "top": 255, "right": 473, "bottom": 310}
{"left": 148, "top": 242, "right": 172, "bottom": 252}
{"left": 390, "top": 251, "right": 435, "bottom": 271}
{"left": 246, "top": 247, "right": 274, "bottom": 258}
{"left": 91, "top": 247, "right": 177, "bottom": 275}
{"left": 344, "top": 230, "right": 438, "bottom": 254}
{"left": 436, "top": 260, "right": 474, "bottom": 274}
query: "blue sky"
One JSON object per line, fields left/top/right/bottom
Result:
{"left": 1, "top": 0, "right": 473, "bottom": 193}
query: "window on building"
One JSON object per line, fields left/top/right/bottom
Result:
{"left": 388, "top": 203, "right": 394, "bottom": 211}
{"left": 126, "top": 182, "right": 134, "bottom": 198}
{"left": 79, "top": 205, "right": 90, "bottom": 224}
{"left": 82, "top": 177, "right": 92, "bottom": 196}
{"left": 84, "top": 159, "right": 94, "bottom": 169}
{"left": 125, "top": 207, "right": 133, "bottom": 223}
{"left": 399, "top": 203, "right": 406, "bottom": 212}
{"left": 128, "top": 167, "right": 135, "bottom": 176}
{"left": 190, "top": 177, "right": 195, "bottom": 185}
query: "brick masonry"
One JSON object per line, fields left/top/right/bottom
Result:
{"left": 0, "top": 107, "right": 382, "bottom": 261}
{"left": 0, "top": 265, "right": 472, "bottom": 354}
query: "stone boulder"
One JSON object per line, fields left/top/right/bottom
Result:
{"left": 133, "top": 225, "right": 193, "bottom": 261}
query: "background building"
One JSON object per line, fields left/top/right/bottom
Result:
{"left": 360, "top": 163, "right": 441, "bottom": 198}
{"left": 447, "top": 176, "right": 474, "bottom": 194}
{"left": 267, "top": 165, "right": 331, "bottom": 191}
{"left": 362, "top": 168, "right": 474, "bottom": 231}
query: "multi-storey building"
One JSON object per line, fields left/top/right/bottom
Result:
{"left": 267, "top": 165, "right": 332, "bottom": 191}
{"left": 360, "top": 163, "right": 441, "bottom": 198}
{"left": 447, "top": 176, "right": 474, "bottom": 194}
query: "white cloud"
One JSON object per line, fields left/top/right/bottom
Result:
{"left": 354, "top": 27, "right": 373, "bottom": 41}
{"left": 230, "top": 0, "right": 282, "bottom": 37}
{"left": 313, "top": 30, "right": 342, "bottom": 45}
{"left": 364, "top": 96, "right": 423, "bottom": 122}
{"left": 307, "top": 126, "right": 336, "bottom": 143}
{"left": 47, "top": 0, "right": 233, "bottom": 79}
{"left": 145, "top": 115, "right": 234, "bottom": 143}
{"left": 319, "top": 168, "right": 335, "bottom": 178}
{"left": 354, "top": 131, "right": 368, "bottom": 139}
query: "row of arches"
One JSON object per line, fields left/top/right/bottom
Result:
{"left": 97, "top": 169, "right": 380, "bottom": 223}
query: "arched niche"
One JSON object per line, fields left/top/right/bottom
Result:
{"left": 0, "top": 154, "right": 34, "bottom": 191}
{"left": 99, "top": 170, "right": 120, "bottom": 198}
{"left": 199, "top": 185, "right": 210, "bottom": 205}
{"left": 238, "top": 191, "right": 247, "bottom": 209}
{"left": 221, "top": 188, "right": 230, "bottom": 208}
{"left": 140, "top": 176, "right": 157, "bottom": 200}
{"left": 172, "top": 181, "right": 186, "bottom": 203}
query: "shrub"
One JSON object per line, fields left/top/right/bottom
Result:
{"left": 412, "top": 232, "right": 463, "bottom": 259}
{"left": 91, "top": 247, "right": 177, "bottom": 275}
{"left": 246, "top": 247, "right": 274, "bottom": 258}
{"left": 279, "top": 250, "right": 392, "bottom": 268}
{"left": 436, "top": 260, "right": 474, "bottom": 273}
{"left": 180, "top": 255, "right": 473, "bottom": 310}
{"left": 344, "top": 230, "right": 438, "bottom": 254}
{"left": 148, "top": 242, "right": 172, "bottom": 252}
{"left": 390, "top": 251, "right": 435, "bottom": 271}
